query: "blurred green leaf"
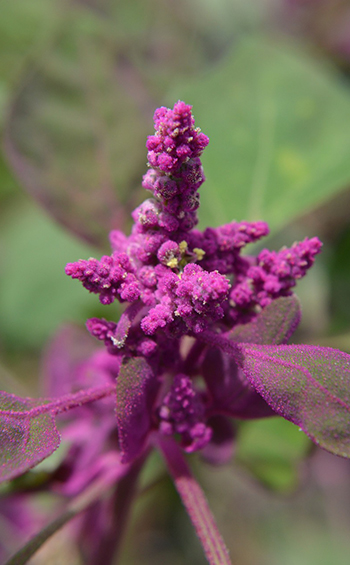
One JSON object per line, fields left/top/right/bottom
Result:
{"left": 4, "top": 10, "right": 148, "bottom": 247}
{"left": 235, "top": 417, "right": 311, "bottom": 492}
{"left": 4, "top": 0, "right": 216, "bottom": 247}
{"left": 0, "top": 0, "right": 59, "bottom": 85}
{"left": 329, "top": 226, "right": 350, "bottom": 333}
{"left": 173, "top": 37, "right": 350, "bottom": 232}
{"left": 0, "top": 202, "right": 106, "bottom": 349}
{"left": 0, "top": 0, "right": 60, "bottom": 203}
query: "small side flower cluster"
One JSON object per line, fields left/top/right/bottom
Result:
{"left": 159, "top": 373, "right": 212, "bottom": 452}
{"left": 65, "top": 253, "right": 140, "bottom": 305}
{"left": 230, "top": 237, "right": 322, "bottom": 313}
{"left": 65, "top": 100, "right": 322, "bottom": 458}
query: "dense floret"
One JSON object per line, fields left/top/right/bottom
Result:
{"left": 65, "top": 101, "right": 322, "bottom": 455}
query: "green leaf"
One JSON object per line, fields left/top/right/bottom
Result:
{"left": 4, "top": 0, "right": 212, "bottom": 246}
{"left": 0, "top": 202, "right": 101, "bottom": 349}
{"left": 235, "top": 417, "right": 310, "bottom": 492}
{"left": 329, "top": 226, "right": 350, "bottom": 333}
{"left": 172, "top": 37, "right": 350, "bottom": 232}
{"left": 0, "top": 0, "right": 59, "bottom": 85}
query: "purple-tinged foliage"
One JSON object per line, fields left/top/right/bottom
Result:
{"left": 237, "top": 344, "right": 350, "bottom": 458}
{"left": 4, "top": 101, "right": 350, "bottom": 565}
{"left": 201, "top": 296, "right": 301, "bottom": 419}
{"left": 227, "top": 295, "right": 302, "bottom": 346}
{"left": 0, "top": 392, "right": 60, "bottom": 483}
{"left": 116, "top": 357, "right": 159, "bottom": 463}
{"left": 0, "top": 384, "right": 115, "bottom": 483}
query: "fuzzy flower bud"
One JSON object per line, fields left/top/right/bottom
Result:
{"left": 146, "top": 101, "right": 209, "bottom": 175}
{"left": 141, "top": 264, "right": 230, "bottom": 335}
{"left": 65, "top": 253, "right": 141, "bottom": 304}
{"left": 159, "top": 373, "right": 212, "bottom": 452}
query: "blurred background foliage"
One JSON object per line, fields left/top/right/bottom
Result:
{"left": 2, "top": 0, "right": 350, "bottom": 563}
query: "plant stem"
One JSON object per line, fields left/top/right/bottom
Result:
{"left": 156, "top": 434, "right": 233, "bottom": 565}
{"left": 5, "top": 459, "right": 125, "bottom": 565}
{"left": 90, "top": 451, "right": 148, "bottom": 565}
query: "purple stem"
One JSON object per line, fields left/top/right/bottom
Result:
{"left": 1, "top": 384, "right": 116, "bottom": 418}
{"left": 156, "top": 434, "right": 233, "bottom": 565}
{"left": 199, "top": 331, "right": 244, "bottom": 364}
{"left": 183, "top": 340, "right": 207, "bottom": 375}
{"left": 90, "top": 451, "right": 149, "bottom": 565}
{"left": 5, "top": 459, "right": 125, "bottom": 565}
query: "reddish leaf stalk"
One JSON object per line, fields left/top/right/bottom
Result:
{"left": 0, "top": 383, "right": 116, "bottom": 418}
{"left": 156, "top": 434, "right": 233, "bottom": 565}
{"left": 199, "top": 331, "right": 243, "bottom": 364}
{"left": 5, "top": 459, "right": 125, "bottom": 565}
{"left": 90, "top": 451, "right": 149, "bottom": 565}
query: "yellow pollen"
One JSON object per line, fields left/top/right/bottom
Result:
{"left": 193, "top": 248, "right": 205, "bottom": 261}
{"left": 166, "top": 258, "right": 179, "bottom": 268}
{"left": 179, "top": 241, "right": 188, "bottom": 254}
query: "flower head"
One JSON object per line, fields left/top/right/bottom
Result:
{"left": 7, "top": 101, "right": 350, "bottom": 565}
{"left": 65, "top": 100, "right": 322, "bottom": 461}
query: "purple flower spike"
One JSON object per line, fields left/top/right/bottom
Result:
{"left": 64, "top": 103, "right": 329, "bottom": 467}
{"left": 227, "top": 236, "right": 322, "bottom": 321}
{"left": 146, "top": 101, "right": 209, "bottom": 175}
{"left": 159, "top": 374, "right": 212, "bottom": 452}
{"left": 6, "top": 100, "right": 350, "bottom": 565}
{"left": 189, "top": 220, "right": 270, "bottom": 274}
{"left": 63, "top": 101, "right": 338, "bottom": 494}
{"left": 65, "top": 253, "right": 140, "bottom": 305}
{"left": 141, "top": 264, "right": 230, "bottom": 335}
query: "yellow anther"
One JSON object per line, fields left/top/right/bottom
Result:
{"left": 193, "top": 248, "right": 205, "bottom": 261}
{"left": 179, "top": 241, "right": 188, "bottom": 254}
{"left": 166, "top": 258, "right": 179, "bottom": 269}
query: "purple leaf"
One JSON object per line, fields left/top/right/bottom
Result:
{"left": 116, "top": 357, "right": 159, "bottom": 463}
{"left": 237, "top": 343, "right": 350, "bottom": 458}
{"left": 200, "top": 297, "right": 300, "bottom": 420}
{"left": 41, "top": 325, "right": 100, "bottom": 397}
{"left": 228, "top": 295, "right": 301, "bottom": 345}
{"left": 0, "top": 393, "right": 59, "bottom": 484}
{"left": 112, "top": 302, "right": 145, "bottom": 349}
{"left": 0, "top": 384, "right": 115, "bottom": 483}
{"left": 202, "top": 343, "right": 275, "bottom": 419}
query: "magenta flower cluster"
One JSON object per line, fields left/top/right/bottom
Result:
{"left": 159, "top": 373, "right": 212, "bottom": 452}
{"left": 65, "top": 100, "right": 322, "bottom": 458}
{"left": 8, "top": 100, "right": 350, "bottom": 565}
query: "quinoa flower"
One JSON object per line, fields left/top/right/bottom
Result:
{"left": 2, "top": 101, "right": 350, "bottom": 565}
